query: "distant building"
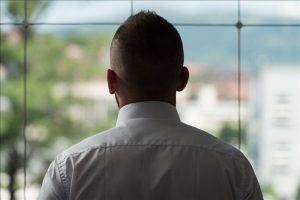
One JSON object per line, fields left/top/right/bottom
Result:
{"left": 248, "top": 67, "right": 300, "bottom": 199}
{"left": 52, "top": 81, "right": 116, "bottom": 124}
{"left": 180, "top": 84, "right": 244, "bottom": 135}
{"left": 178, "top": 67, "right": 250, "bottom": 138}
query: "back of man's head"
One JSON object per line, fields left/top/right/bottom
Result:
{"left": 110, "top": 11, "right": 184, "bottom": 98}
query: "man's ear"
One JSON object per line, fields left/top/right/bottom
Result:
{"left": 107, "top": 69, "right": 118, "bottom": 94}
{"left": 177, "top": 66, "right": 189, "bottom": 92}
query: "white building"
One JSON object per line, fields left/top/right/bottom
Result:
{"left": 249, "top": 67, "right": 300, "bottom": 199}
{"left": 179, "top": 84, "right": 249, "bottom": 139}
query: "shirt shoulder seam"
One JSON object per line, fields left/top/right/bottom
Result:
{"left": 57, "top": 143, "right": 245, "bottom": 163}
{"left": 55, "top": 158, "right": 69, "bottom": 200}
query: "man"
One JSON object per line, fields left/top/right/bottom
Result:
{"left": 39, "top": 11, "right": 263, "bottom": 200}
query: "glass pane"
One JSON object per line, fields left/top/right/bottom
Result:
{"left": 242, "top": 27, "right": 300, "bottom": 199}
{"left": 134, "top": 1, "right": 237, "bottom": 24}
{"left": 176, "top": 27, "right": 239, "bottom": 148}
{"left": 0, "top": 1, "right": 5, "bottom": 23}
{"left": 0, "top": 1, "right": 25, "bottom": 23}
{"left": 29, "top": 1, "right": 131, "bottom": 24}
{"left": 241, "top": 1, "right": 300, "bottom": 25}
{"left": 27, "top": 25, "right": 118, "bottom": 197}
{"left": 242, "top": 27, "right": 299, "bottom": 70}
{"left": 0, "top": 25, "right": 25, "bottom": 200}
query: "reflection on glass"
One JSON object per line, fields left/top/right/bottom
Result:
{"left": 134, "top": 1, "right": 237, "bottom": 24}
{"left": 29, "top": 1, "right": 131, "bottom": 23}
{"left": 241, "top": 1, "right": 300, "bottom": 24}
{"left": 0, "top": 25, "right": 25, "bottom": 200}
{"left": 242, "top": 27, "right": 300, "bottom": 199}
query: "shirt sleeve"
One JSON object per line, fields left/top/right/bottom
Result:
{"left": 240, "top": 156, "right": 264, "bottom": 200}
{"left": 38, "top": 159, "right": 67, "bottom": 200}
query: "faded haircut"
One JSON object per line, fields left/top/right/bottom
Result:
{"left": 111, "top": 11, "right": 184, "bottom": 97}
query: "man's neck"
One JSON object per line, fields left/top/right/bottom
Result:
{"left": 116, "top": 94, "right": 176, "bottom": 109}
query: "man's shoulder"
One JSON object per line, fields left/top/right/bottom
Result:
{"left": 55, "top": 126, "right": 123, "bottom": 162}
{"left": 177, "top": 122, "right": 246, "bottom": 162}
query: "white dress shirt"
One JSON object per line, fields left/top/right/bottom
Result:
{"left": 38, "top": 101, "right": 263, "bottom": 200}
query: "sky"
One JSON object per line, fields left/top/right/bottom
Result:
{"left": 1, "top": 1, "right": 299, "bottom": 26}
{"left": 39, "top": 1, "right": 300, "bottom": 23}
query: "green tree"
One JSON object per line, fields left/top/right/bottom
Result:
{"left": 1, "top": 2, "right": 50, "bottom": 199}
{"left": 296, "top": 183, "right": 300, "bottom": 200}
{"left": 262, "top": 185, "right": 278, "bottom": 200}
{"left": 218, "top": 122, "right": 246, "bottom": 146}
{"left": 7, "top": 1, "right": 49, "bottom": 23}
{"left": 1, "top": 5, "right": 115, "bottom": 198}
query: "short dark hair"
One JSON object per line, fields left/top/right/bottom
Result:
{"left": 111, "top": 11, "right": 184, "bottom": 97}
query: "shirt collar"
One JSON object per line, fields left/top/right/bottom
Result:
{"left": 116, "top": 101, "right": 180, "bottom": 126}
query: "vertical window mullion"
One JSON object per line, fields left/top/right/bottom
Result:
{"left": 0, "top": 1, "right": 2, "bottom": 199}
{"left": 237, "top": 0, "right": 242, "bottom": 150}
{"left": 23, "top": 0, "right": 28, "bottom": 199}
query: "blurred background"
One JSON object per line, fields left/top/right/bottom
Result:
{"left": 0, "top": 1, "right": 299, "bottom": 199}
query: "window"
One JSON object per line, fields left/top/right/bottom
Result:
{"left": 0, "top": 1, "right": 299, "bottom": 199}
